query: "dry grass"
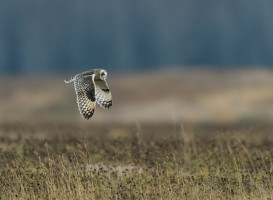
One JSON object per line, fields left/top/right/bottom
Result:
{"left": 0, "top": 69, "right": 273, "bottom": 199}
{"left": 0, "top": 122, "right": 272, "bottom": 199}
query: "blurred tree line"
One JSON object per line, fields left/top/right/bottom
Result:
{"left": 0, "top": 0, "right": 273, "bottom": 74}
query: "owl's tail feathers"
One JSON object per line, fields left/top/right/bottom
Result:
{"left": 64, "top": 76, "right": 75, "bottom": 83}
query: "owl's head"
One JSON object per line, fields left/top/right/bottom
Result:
{"left": 100, "top": 70, "right": 107, "bottom": 80}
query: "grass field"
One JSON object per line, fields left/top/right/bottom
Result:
{"left": 0, "top": 69, "right": 272, "bottom": 199}
{"left": 0, "top": 122, "right": 272, "bottom": 199}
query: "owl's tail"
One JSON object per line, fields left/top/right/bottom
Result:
{"left": 64, "top": 76, "right": 75, "bottom": 83}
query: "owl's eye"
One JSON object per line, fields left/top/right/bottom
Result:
{"left": 101, "top": 71, "right": 107, "bottom": 77}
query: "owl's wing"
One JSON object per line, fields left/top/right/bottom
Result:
{"left": 74, "top": 74, "right": 96, "bottom": 119}
{"left": 94, "top": 79, "right": 112, "bottom": 109}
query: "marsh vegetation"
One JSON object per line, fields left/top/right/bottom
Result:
{"left": 0, "top": 70, "right": 272, "bottom": 199}
{"left": 0, "top": 122, "right": 272, "bottom": 199}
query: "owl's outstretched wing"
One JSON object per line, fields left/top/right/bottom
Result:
{"left": 74, "top": 74, "right": 96, "bottom": 119}
{"left": 94, "top": 79, "right": 112, "bottom": 109}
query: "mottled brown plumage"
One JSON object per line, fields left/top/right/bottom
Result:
{"left": 65, "top": 69, "right": 112, "bottom": 119}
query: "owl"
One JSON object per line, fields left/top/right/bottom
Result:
{"left": 64, "top": 69, "right": 112, "bottom": 119}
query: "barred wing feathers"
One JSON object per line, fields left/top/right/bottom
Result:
{"left": 74, "top": 74, "right": 96, "bottom": 119}
{"left": 94, "top": 79, "right": 112, "bottom": 109}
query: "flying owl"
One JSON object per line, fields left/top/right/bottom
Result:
{"left": 64, "top": 69, "right": 112, "bottom": 119}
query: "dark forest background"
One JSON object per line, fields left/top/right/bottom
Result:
{"left": 1, "top": 0, "right": 273, "bottom": 74}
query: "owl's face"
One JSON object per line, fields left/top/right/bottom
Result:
{"left": 100, "top": 70, "right": 107, "bottom": 80}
